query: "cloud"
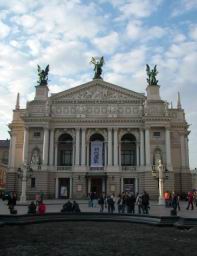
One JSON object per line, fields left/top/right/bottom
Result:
{"left": 172, "top": 0, "right": 197, "bottom": 16}
{"left": 0, "top": 20, "right": 10, "bottom": 38}
{"left": 92, "top": 32, "right": 120, "bottom": 54}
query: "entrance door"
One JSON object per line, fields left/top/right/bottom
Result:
{"left": 91, "top": 178, "right": 102, "bottom": 197}
{"left": 59, "top": 178, "right": 70, "bottom": 199}
{"left": 123, "top": 178, "right": 135, "bottom": 193}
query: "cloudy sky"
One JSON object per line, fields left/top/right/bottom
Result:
{"left": 0, "top": 0, "right": 196, "bottom": 168}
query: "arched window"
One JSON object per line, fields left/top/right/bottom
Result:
{"left": 121, "top": 134, "right": 136, "bottom": 166}
{"left": 89, "top": 133, "right": 105, "bottom": 167}
{"left": 58, "top": 133, "right": 73, "bottom": 166}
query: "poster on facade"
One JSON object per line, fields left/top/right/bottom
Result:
{"left": 124, "top": 184, "right": 134, "bottom": 193}
{"left": 91, "top": 141, "right": 103, "bottom": 167}
{"left": 60, "top": 186, "right": 67, "bottom": 197}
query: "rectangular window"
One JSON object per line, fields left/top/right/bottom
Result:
{"left": 153, "top": 132, "right": 160, "bottom": 137}
{"left": 31, "top": 178, "right": 36, "bottom": 188}
{"left": 33, "top": 132, "right": 41, "bottom": 138}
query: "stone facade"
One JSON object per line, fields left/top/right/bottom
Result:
{"left": 7, "top": 79, "right": 192, "bottom": 199}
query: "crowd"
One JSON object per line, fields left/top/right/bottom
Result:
{"left": 89, "top": 191, "right": 150, "bottom": 214}
{"left": 3, "top": 190, "right": 197, "bottom": 216}
{"left": 164, "top": 190, "right": 197, "bottom": 214}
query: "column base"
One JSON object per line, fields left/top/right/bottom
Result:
{"left": 20, "top": 194, "right": 27, "bottom": 203}
{"left": 158, "top": 197, "right": 165, "bottom": 205}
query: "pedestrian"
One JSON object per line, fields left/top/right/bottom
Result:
{"left": 117, "top": 194, "right": 123, "bottom": 214}
{"left": 171, "top": 192, "right": 178, "bottom": 213}
{"left": 7, "top": 192, "right": 17, "bottom": 214}
{"left": 61, "top": 200, "right": 73, "bottom": 213}
{"left": 142, "top": 191, "right": 150, "bottom": 214}
{"left": 107, "top": 195, "right": 115, "bottom": 213}
{"left": 126, "top": 192, "right": 136, "bottom": 214}
{"left": 38, "top": 201, "right": 46, "bottom": 215}
{"left": 28, "top": 201, "right": 37, "bottom": 214}
{"left": 72, "top": 201, "right": 81, "bottom": 213}
{"left": 177, "top": 194, "right": 181, "bottom": 211}
{"left": 164, "top": 191, "right": 170, "bottom": 207}
{"left": 98, "top": 194, "right": 105, "bottom": 213}
{"left": 186, "top": 191, "right": 194, "bottom": 210}
{"left": 136, "top": 193, "right": 143, "bottom": 214}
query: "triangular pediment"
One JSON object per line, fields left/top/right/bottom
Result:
{"left": 50, "top": 79, "right": 145, "bottom": 101}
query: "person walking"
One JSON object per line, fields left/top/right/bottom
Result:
{"left": 117, "top": 194, "right": 123, "bottom": 214}
{"left": 142, "top": 191, "right": 150, "bottom": 214}
{"left": 171, "top": 192, "right": 178, "bottom": 215}
{"left": 38, "top": 201, "right": 46, "bottom": 215}
{"left": 186, "top": 191, "right": 194, "bottom": 210}
{"left": 136, "top": 193, "right": 143, "bottom": 214}
{"left": 98, "top": 194, "right": 105, "bottom": 213}
{"left": 28, "top": 201, "right": 37, "bottom": 214}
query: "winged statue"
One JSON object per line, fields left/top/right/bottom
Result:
{"left": 90, "top": 56, "right": 104, "bottom": 79}
{"left": 37, "top": 64, "right": 49, "bottom": 86}
{"left": 146, "top": 64, "right": 159, "bottom": 86}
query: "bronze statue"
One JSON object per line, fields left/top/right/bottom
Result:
{"left": 90, "top": 56, "right": 104, "bottom": 79}
{"left": 146, "top": 64, "right": 159, "bottom": 86}
{"left": 37, "top": 65, "right": 49, "bottom": 86}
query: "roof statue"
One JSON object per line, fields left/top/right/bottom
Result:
{"left": 90, "top": 56, "right": 104, "bottom": 79}
{"left": 37, "top": 64, "right": 49, "bottom": 86}
{"left": 146, "top": 64, "right": 159, "bottom": 86}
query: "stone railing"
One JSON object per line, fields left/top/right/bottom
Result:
{"left": 89, "top": 167, "right": 105, "bottom": 171}
{"left": 56, "top": 166, "right": 72, "bottom": 171}
{"left": 121, "top": 166, "right": 136, "bottom": 171}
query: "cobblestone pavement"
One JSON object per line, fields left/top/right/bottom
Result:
{"left": 0, "top": 199, "right": 197, "bottom": 217}
{"left": 0, "top": 222, "right": 197, "bottom": 256}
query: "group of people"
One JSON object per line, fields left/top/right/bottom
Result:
{"left": 61, "top": 200, "right": 81, "bottom": 213}
{"left": 164, "top": 190, "right": 197, "bottom": 215}
{"left": 94, "top": 191, "right": 150, "bottom": 214}
{"left": 28, "top": 200, "right": 46, "bottom": 215}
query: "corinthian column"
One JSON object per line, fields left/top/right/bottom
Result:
{"left": 49, "top": 129, "right": 54, "bottom": 166}
{"left": 81, "top": 128, "right": 86, "bottom": 166}
{"left": 22, "top": 127, "right": 29, "bottom": 163}
{"left": 165, "top": 128, "right": 171, "bottom": 166}
{"left": 113, "top": 128, "right": 118, "bottom": 166}
{"left": 43, "top": 127, "right": 49, "bottom": 165}
{"left": 75, "top": 128, "right": 80, "bottom": 165}
{"left": 108, "top": 128, "right": 112, "bottom": 166}
{"left": 145, "top": 128, "right": 150, "bottom": 165}
{"left": 140, "top": 129, "right": 144, "bottom": 166}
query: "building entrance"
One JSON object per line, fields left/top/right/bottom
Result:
{"left": 58, "top": 178, "right": 70, "bottom": 199}
{"left": 123, "top": 178, "right": 135, "bottom": 193}
{"left": 91, "top": 178, "right": 103, "bottom": 197}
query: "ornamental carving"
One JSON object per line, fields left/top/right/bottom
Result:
{"left": 51, "top": 104, "right": 143, "bottom": 117}
{"left": 60, "top": 85, "right": 131, "bottom": 100}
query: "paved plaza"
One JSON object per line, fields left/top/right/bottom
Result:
{"left": 0, "top": 199, "right": 196, "bottom": 218}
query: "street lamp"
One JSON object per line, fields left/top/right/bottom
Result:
{"left": 152, "top": 160, "right": 169, "bottom": 205}
{"left": 17, "top": 162, "right": 33, "bottom": 203}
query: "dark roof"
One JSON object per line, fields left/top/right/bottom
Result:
{"left": 0, "top": 140, "right": 10, "bottom": 147}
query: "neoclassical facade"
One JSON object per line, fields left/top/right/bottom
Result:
{"left": 7, "top": 79, "right": 192, "bottom": 199}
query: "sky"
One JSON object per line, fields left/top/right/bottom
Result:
{"left": 0, "top": 0, "right": 196, "bottom": 168}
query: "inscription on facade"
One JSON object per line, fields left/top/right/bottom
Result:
{"left": 51, "top": 104, "right": 143, "bottom": 117}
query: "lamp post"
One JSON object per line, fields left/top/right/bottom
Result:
{"left": 17, "top": 162, "right": 33, "bottom": 203}
{"left": 152, "top": 160, "right": 168, "bottom": 205}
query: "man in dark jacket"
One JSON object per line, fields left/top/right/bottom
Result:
{"left": 142, "top": 191, "right": 150, "bottom": 214}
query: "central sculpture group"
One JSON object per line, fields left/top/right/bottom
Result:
{"left": 37, "top": 58, "right": 159, "bottom": 85}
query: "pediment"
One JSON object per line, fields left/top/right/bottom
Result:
{"left": 50, "top": 79, "right": 145, "bottom": 101}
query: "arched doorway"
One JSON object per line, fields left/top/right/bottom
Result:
{"left": 121, "top": 133, "right": 136, "bottom": 166}
{"left": 58, "top": 133, "right": 73, "bottom": 166}
{"left": 89, "top": 133, "right": 105, "bottom": 196}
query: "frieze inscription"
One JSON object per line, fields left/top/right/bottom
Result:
{"left": 51, "top": 104, "right": 143, "bottom": 117}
